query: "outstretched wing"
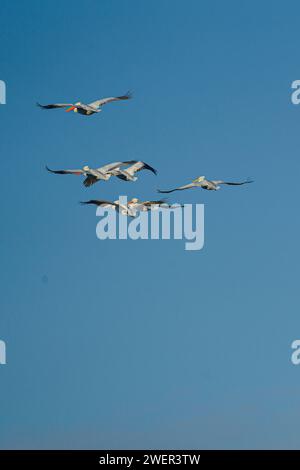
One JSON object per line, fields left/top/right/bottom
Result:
{"left": 80, "top": 200, "right": 118, "bottom": 208}
{"left": 142, "top": 200, "right": 167, "bottom": 207}
{"left": 214, "top": 178, "right": 254, "bottom": 186}
{"left": 37, "top": 102, "right": 74, "bottom": 109}
{"left": 158, "top": 182, "right": 196, "bottom": 193}
{"left": 124, "top": 161, "right": 157, "bottom": 176}
{"left": 88, "top": 91, "right": 132, "bottom": 108}
{"left": 96, "top": 161, "right": 135, "bottom": 173}
{"left": 136, "top": 200, "right": 182, "bottom": 212}
{"left": 46, "top": 165, "right": 83, "bottom": 175}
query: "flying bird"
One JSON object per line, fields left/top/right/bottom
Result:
{"left": 37, "top": 91, "right": 132, "bottom": 116}
{"left": 46, "top": 160, "right": 156, "bottom": 187}
{"left": 81, "top": 198, "right": 180, "bottom": 217}
{"left": 158, "top": 176, "right": 253, "bottom": 193}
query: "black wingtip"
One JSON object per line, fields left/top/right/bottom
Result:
{"left": 80, "top": 200, "right": 100, "bottom": 206}
{"left": 122, "top": 90, "right": 133, "bottom": 100}
{"left": 157, "top": 189, "right": 170, "bottom": 193}
{"left": 143, "top": 162, "right": 157, "bottom": 175}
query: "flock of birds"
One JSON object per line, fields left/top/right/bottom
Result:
{"left": 40, "top": 91, "right": 253, "bottom": 217}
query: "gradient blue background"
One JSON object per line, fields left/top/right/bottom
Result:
{"left": 1, "top": 0, "right": 300, "bottom": 449}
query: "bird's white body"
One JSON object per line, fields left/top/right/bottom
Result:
{"left": 73, "top": 103, "right": 102, "bottom": 115}
{"left": 82, "top": 166, "right": 111, "bottom": 181}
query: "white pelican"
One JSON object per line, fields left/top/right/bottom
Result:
{"left": 158, "top": 176, "right": 253, "bottom": 193}
{"left": 46, "top": 160, "right": 156, "bottom": 187}
{"left": 81, "top": 198, "right": 179, "bottom": 217}
{"left": 37, "top": 91, "right": 132, "bottom": 116}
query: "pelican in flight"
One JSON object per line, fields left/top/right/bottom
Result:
{"left": 81, "top": 198, "right": 179, "bottom": 217}
{"left": 37, "top": 91, "right": 132, "bottom": 115}
{"left": 158, "top": 176, "right": 253, "bottom": 193}
{"left": 46, "top": 160, "right": 156, "bottom": 187}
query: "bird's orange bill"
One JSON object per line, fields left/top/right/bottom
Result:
{"left": 65, "top": 106, "right": 76, "bottom": 112}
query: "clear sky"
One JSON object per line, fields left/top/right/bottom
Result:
{"left": 1, "top": 0, "right": 300, "bottom": 450}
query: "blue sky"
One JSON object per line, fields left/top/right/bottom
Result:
{"left": 1, "top": 0, "right": 300, "bottom": 449}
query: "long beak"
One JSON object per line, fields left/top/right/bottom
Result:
{"left": 65, "top": 106, "right": 76, "bottom": 112}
